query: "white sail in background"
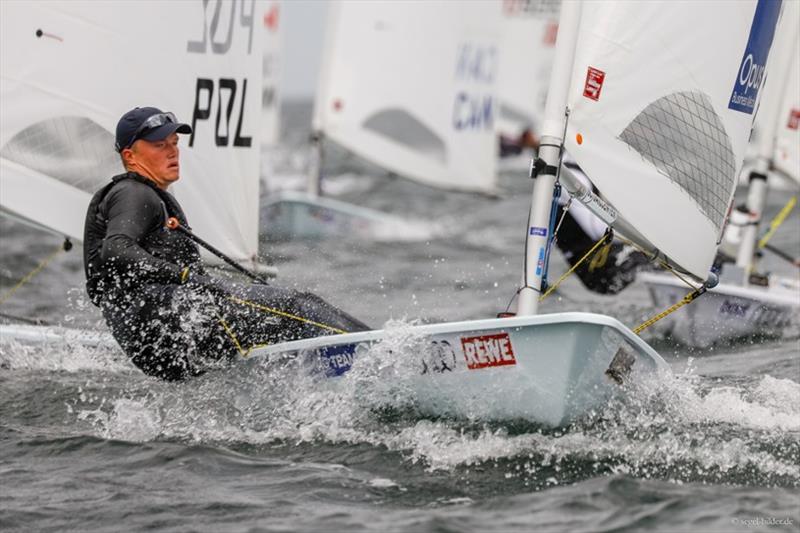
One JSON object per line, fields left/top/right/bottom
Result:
{"left": 0, "top": 0, "right": 264, "bottom": 265}
{"left": 769, "top": 1, "right": 800, "bottom": 183}
{"left": 563, "top": 0, "right": 782, "bottom": 279}
{"left": 261, "top": 0, "right": 281, "bottom": 147}
{"left": 313, "top": 0, "right": 500, "bottom": 193}
{"left": 496, "top": 0, "right": 560, "bottom": 135}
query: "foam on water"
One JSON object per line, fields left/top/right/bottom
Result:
{"left": 0, "top": 327, "right": 129, "bottom": 373}
{"left": 60, "top": 319, "right": 799, "bottom": 489}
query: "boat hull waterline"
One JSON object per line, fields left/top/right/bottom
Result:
{"left": 243, "top": 312, "right": 669, "bottom": 427}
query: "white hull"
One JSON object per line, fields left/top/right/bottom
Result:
{"left": 243, "top": 312, "right": 669, "bottom": 427}
{"left": 261, "top": 191, "right": 438, "bottom": 241}
{"left": 0, "top": 324, "right": 116, "bottom": 348}
{"left": 640, "top": 272, "right": 799, "bottom": 348}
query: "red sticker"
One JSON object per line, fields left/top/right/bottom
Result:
{"left": 461, "top": 333, "right": 516, "bottom": 370}
{"left": 583, "top": 67, "right": 605, "bottom": 101}
{"left": 543, "top": 22, "right": 558, "bottom": 47}
{"left": 787, "top": 108, "right": 800, "bottom": 130}
{"left": 263, "top": 5, "right": 279, "bottom": 31}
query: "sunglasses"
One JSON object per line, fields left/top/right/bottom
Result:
{"left": 116, "top": 112, "right": 178, "bottom": 152}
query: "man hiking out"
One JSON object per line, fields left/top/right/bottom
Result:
{"left": 84, "top": 107, "right": 368, "bottom": 381}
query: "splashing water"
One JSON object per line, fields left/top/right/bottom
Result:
{"left": 53, "top": 319, "right": 798, "bottom": 492}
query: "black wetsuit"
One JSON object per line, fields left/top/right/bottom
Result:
{"left": 84, "top": 172, "right": 368, "bottom": 380}
{"left": 552, "top": 205, "right": 651, "bottom": 295}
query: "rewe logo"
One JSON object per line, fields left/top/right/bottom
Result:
{"left": 788, "top": 108, "right": 800, "bottom": 130}
{"left": 583, "top": 67, "right": 605, "bottom": 101}
{"left": 461, "top": 333, "right": 516, "bottom": 370}
{"left": 729, "top": 0, "right": 782, "bottom": 115}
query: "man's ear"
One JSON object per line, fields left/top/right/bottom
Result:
{"left": 121, "top": 147, "right": 135, "bottom": 168}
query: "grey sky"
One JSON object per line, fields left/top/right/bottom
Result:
{"left": 281, "top": 0, "right": 329, "bottom": 100}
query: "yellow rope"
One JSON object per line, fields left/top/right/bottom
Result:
{"left": 227, "top": 295, "right": 348, "bottom": 335}
{"left": 217, "top": 317, "right": 270, "bottom": 358}
{"left": 633, "top": 286, "right": 706, "bottom": 334}
{"left": 758, "top": 195, "right": 796, "bottom": 249}
{"left": 0, "top": 244, "right": 65, "bottom": 306}
{"left": 214, "top": 295, "right": 350, "bottom": 357}
{"left": 539, "top": 232, "right": 612, "bottom": 302}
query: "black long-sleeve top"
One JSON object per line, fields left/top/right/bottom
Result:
{"left": 83, "top": 172, "right": 202, "bottom": 305}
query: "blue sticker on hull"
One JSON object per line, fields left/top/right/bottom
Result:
{"left": 319, "top": 343, "right": 356, "bottom": 376}
{"left": 729, "top": 0, "right": 782, "bottom": 115}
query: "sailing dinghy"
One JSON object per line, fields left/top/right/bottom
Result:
{"left": 262, "top": 0, "right": 501, "bottom": 240}
{"left": 244, "top": 0, "right": 780, "bottom": 426}
{"left": 641, "top": 0, "right": 799, "bottom": 348}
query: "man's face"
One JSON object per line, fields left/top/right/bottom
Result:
{"left": 122, "top": 132, "right": 181, "bottom": 189}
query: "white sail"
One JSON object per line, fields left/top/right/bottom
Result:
{"left": 496, "top": 0, "right": 560, "bottom": 135}
{"left": 261, "top": 0, "right": 281, "bottom": 147}
{"left": 312, "top": 0, "right": 500, "bottom": 193}
{"left": 769, "top": 1, "right": 800, "bottom": 183}
{"left": 562, "top": 0, "right": 782, "bottom": 280}
{"left": 0, "top": 0, "right": 264, "bottom": 265}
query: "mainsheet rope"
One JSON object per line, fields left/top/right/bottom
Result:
{"left": 0, "top": 240, "right": 70, "bottom": 307}
{"left": 215, "top": 295, "right": 349, "bottom": 358}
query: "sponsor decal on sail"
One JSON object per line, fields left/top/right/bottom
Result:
{"left": 788, "top": 108, "right": 800, "bottom": 130}
{"left": 728, "top": 0, "right": 782, "bottom": 115}
{"left": 583, "top": 67, "right": 605, "bottom": 101}
{"left": 461, "top": 332, "right": 516, "bottom": 370}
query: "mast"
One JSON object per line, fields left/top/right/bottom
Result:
{"left": 307, "top": 132, "right": 323, "bottom": 199}
{"left": 517, "top": 0, "right": 581, "bottom": 316}
{"left": 735, "top": 1, "right": 800, "bottom": 278}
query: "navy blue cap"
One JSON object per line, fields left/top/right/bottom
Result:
{"left": 115, "top": 106, "right": 192, "bottom": 152}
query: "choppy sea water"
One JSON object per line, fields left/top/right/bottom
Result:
{"left": 1, "top": 101, "right": 799, "bottom": 532}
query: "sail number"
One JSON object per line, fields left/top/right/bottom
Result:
{"left": 187, "top": 0, "right": 256, "bottom": 55}
{"left": 189, "top": 78, "right": 253, "bottom": 148}
{"left": 453, "top": 43, "right": 496, "bottom": 131}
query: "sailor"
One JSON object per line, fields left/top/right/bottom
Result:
{"left": 84, "top": 107, "right": 369, "bottom": 381}
{"left": 500, "top": 125, "right": 650, "bottom": 293}
{"left": 499, "top": 127, "right": 539, "bottom": 158}
{"left": 552, "top": 154, "right": 651, "bottom": 294}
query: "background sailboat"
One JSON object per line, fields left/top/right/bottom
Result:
{"left": 0, "top": 0, "right": 267, "bottom": 270}
{"left": 261, "top": 0, "right": 501, "bottom": 240}
{"left": 640, "top": 0, "right": 799, "bottom": 348}
{"left": 495, "top": 0, "right": 559, "bottom": 172}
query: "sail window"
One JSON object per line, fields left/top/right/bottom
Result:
{"left": 619, "top": 91, "right": 735, "bottom": 230}
{"left": 362, "top": 109, "right": 447, "bottom": 165}
{"left": 1, "top": 116, "right": 121, "bottom": 193}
